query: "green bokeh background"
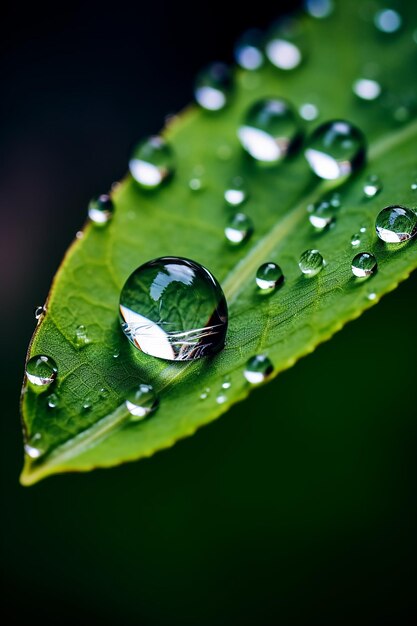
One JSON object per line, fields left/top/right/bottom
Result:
{"left": 1, "top": 0, "right": 417, "bottom": 623}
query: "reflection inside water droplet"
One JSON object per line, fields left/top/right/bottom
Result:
{"left": 299, "top": 249, "right": 325, "bottom": 276}
{"left": 256, "top": 263, "right": 284, "bottom": 290}
{"left": 26, "top": 355, "right": 57, "bottom": 388}
{"left": 244, "top": 355, "right": 274, "bottom": 384}
{"left": 375, "top": 205, "right": 417, "bottom": 243}
{"left": 351, "top": 252, "right": 377, "bottom": 278}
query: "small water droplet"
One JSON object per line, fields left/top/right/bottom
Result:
{"left": 99, "top": 388, "right": 109, "bottom": 399}
{"left": 113, "top": 350, "right": 120, "bottom": 359}
{"left": 305, "top": 0, "right": 333, "bottom": 19}
{"left": 47, "top": 393, "right": 59, "bottom": 409}
{"left": 244, "top": 354, "right": 274, "bottom": 384}
{"left": 216, "top": 393, "right": 227, "bottom": 404}
{"left": 24, "top": 434, "right": 43, "bottom": 459}
{"left": 360, "top": 226, "right": 367, "bottom": 233}
{"left": 222, "top": 376, "right": 232, "bottom": 390}
{"left": 34, "top": 305, "right": 46, "bottom": 320}
{"left": 225, "top": 213, "right": 254, "bottom": 245}
{"left": 351, "top": 233, "right": 361, "bottom": 247}
{"left": 256, "top": 262, "right": 284, "bottom": 290}
{"left": 26, "top": 355, "right": 57, "bottom": 388}
{"left": 299, "top": 102, "right": 319, "bottom": 121}
{"left": 265, "top": 19, "right": 304, "bottom": 70}
{"left": 368, "top": 292, "right": 377, "bottom": 301}
{"left": 120, "top": 257, "right": 228, "bottom": 361}
{"left": 374, "top": 8, "right": 402, "bottom": 33}
{"left": 308, "top": 199, "right": 338, "bottom": 230}
{"left": 76, "top": 231, "right": 84, "bottom": 239}
{"left": 200, "top": 387, "right": 210, "bottom": 400}
{"left": 83, "top": 398, "right": 92, "bottom": 411}
{"left": 129, "top": 136, "right": 174, "bottom": 189}
{"left": 375, "top": 205, "right": 417, "bottom": 243}
{"left": 363, "top": 174, "right": 382, "bottom": 198}
{"left": 238, "top": 98, "right": 301, "bottom": 164}
{"left": 224, "top": 177, "right": 248, "bottom": 207}
{"left": 299, "top": 249, "right": 325, "bottom": 276}
{"left": 194, "top": 62, "right": 232, "bottom": 111}
{"left": 305, "top": 120, "right": 365, "bottom": 180}
{"left": 189, "top": 177, "right": 204, "bottom": 191}
{"left": 88, "top": 194, "right": 114, "bottom": 225}
{"left": 74, "top": 324, "right": 90, "bottom": 348}
{"left": 234, "top": 29, "right": 264, "bottom": 70}
{"left": 125, "top": 383, "right": 159, "bottom": 420}
{"left": 353, "top": 78, "right": 381, "bottom": 101}
{"left": 351, "top": 252, "right": 377, "bottom": 278}
{"left": 411, "top": 182, "right": 417, "bottom": 191}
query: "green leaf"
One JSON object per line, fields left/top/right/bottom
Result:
{"left": 20, "top": 0, "right": 417, "bottom": 485}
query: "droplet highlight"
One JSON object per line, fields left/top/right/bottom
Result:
{"left": 224, "top": 177, "right": 248, "bottom": 207}
{"left": 305, "top": 120, "right": 365, "bottom": 180}
{"left": 194, "top": 63, "right": 232, "bottom": 111}
{"left": 234, "top": 29, "right": 264, "bottom": 70}
{"left": 353, "top": 78, "right": 381, "bottom": 101}
{"left": 375, "top": 205, "right": 417, "bottom": 243}
{"left": 363, "top": 174, "right": 382, "bottom": 198}
{"left": 120, "top": 257, "right": 228, "bottom": 361}
{"left": 129, "top": 136, "right": 174, "bottom": 189}
{"left": 238, "top": 98, "right": 301, "bottom": 164}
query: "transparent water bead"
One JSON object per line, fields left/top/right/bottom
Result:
{"left": 26, "top": 355, "right": 57, "bottom": 388}
{"left": 125, "top": 384, "right": 159, "bottom": 420}
{"left": 256, "top": 263, "right": 284, "bottom": 290}
{"left": 238, "top": 98, "right": 300, "bottom": 164}
{"left": 299, "top": 249, "right": 325, "bottom": 276}
{"left": 234, "top": 29, "right": 264, "bottom": 70}
{"left": 47, "top": 393, "right": 59, "bottom": 409}
{"left": 299, "top": 103, "right": 319, "bottom": 121}
{"left": 200, "top": 387, "right": 210, "bottom": 400}
{"left": 194, "top": 63, "right": 232, "bottom": 111}
{"left": 363, "top": 174, "right": 382, "bottom": 198}
{"left": 308, "top": 199, "right": 338, "bottom": 230}
{"left": 374, "top": 9, "right": 402, "bottom": 33}
{"left": 74, "top": 324, "right": 90, "bottom": 348}
{"left": 244, "top": 355, "right": 274, "bottom": 384}
{"left": 375, "top": 205, "right": 417, "bottom": 243}
{"left": 120, "top": 257, "right": 228, "bottom": 361}
{"left": 305, "top": 120, "right": 365, "bottom": 180}
{"left": 34, "top": 305, "right": 46, "bottom": 320}
{"left": 24, "top": 434, "right": 44, "bottom": 459}
{"left": 305, "top": 0, "right": 333, "bottom": 19}
{"left": 129, "top": 136, "right": 174, "bottom": 189}
{"left": 351, "top": 233, "right": 361, "bottom": 247}
{"left": 88, "top": 194, "right": 114, "bottom": 225}
{"left": 225, "top": 213, "right": 254, "bottom": 244}
{"left": 265, "top": 19, "right": 304, "bottom": 70}
{"left": 353, "top": 78, "right": 381, "bottom": 101}
{"left": 351, "top": 252, "right": 377, "bottom": 278}
{"left": 224, "top": 177, "right": 248, "bottom": 207}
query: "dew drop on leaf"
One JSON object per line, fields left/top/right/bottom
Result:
{"left": 34, "top": 305, "right": 46, "bottom": 321}
{"left": 119, "top": 257, "right": 228, "bottom": 361}
{"left": 129, "top": 136, "right": 174, "bottom": 189}
{"left": 24, "top": 434, "right": 44, "bottom": 459}
{"left": 305, "top": 120, "right": 365, "bottom": 180}
{"left": 224, "top": 177, "right": 248, "bottom": 207}
{"left": 351, "top": 233, "right": 361, "bottom": 247}
{"left": 234, "top": 29, "right": 264, "bottom": 70}
{"left": 299, "top": 102, "right": 319, "bottom": 121}
{"left": 26, "top": 355, "right": 57, "bottom": 388}
{"left": 299, "top": 249, "right": 325, "bottom": 276}
{"left": 375, "top": 206, "right": 417, "bottom": 243}
{"left": 238, "top": 98, "right": 301, "bottom": 164}
{"left": 74, "top": 324, "right": 90, "bottom": 348}
{"left": 363, "top": 174, "right": 382, "bottom": 198}
{"left": 353, "top": 78, "right": 381, "bottom": 101}
{"left": 256, "top": 262, "right": 284, "bottom": 290}
{"left": 125, "top": 384, "right": 159, "bottom": 420}
{"left": 47, "top": 393, "right": 59, "bottom": 409}
{"left": 244, "top": 355, "right": 274, "bottom": 384}
{"left": 351, "top": 252, "right": 377, "bottom": 278}
{"left": 194, "top": 62, "right": 232, "bottom": 111}
{"left": 88, "top": 194, "right": 114, "bottom": 226}
{"left": 225, "top": 212, "right": 254, "bottom": 245}
{"left": 308, "top": 199, "right": 337, "bottom": 230}
{"left": 265, "top": 19, "right": 305, "bottom": 70}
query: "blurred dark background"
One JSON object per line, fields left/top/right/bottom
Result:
{"left": 1, "top": 1, "right": 416, "bottom": 624}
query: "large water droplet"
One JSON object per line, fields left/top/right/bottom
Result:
{"left": 194, "top": 63, "right": 232, "bottom": 111}
{"left": 224, "top": 177, "right": 248, "bottom": 207}
{"left": 374, "top": 8, "right": 402, "bottom": 33}
{"left": 120, "top": 257, "right": 228, "bottom": 361}
{"left": 363, "top": 174, "right": 382, "bottom": 198}
{"left": 244, "top": 354, "right": 274, "bottom": 384}
{"left": 88, "top": 194, "right": 114, "bottom": 225}
{"left": 125, "top": 383, "right": 159, "bottom": 420}
{"left": 305, "top": 120, "right": 365, "bottom": 180}
{"left": 351, "top": 252, "right": 377, "bottom": 278}
{"left": 129, "top": 136, "right": 174, "bottom": 189}
{"left": 305, "top": 0, "right": 333, "bottom": 19}
{"left": 299, "top": 249, "right": 325, "bottom": 276}
{"left": 234, "top": 29, "right": 264, "bottom": 70}
{"left": 256, "top": 262, "right": 284, "bottom": 290}
{"left": 353, "top": 78, "right": 381, "bottom": 101}
{"left": 225, "top": 213, "right": 254, "bottom": 244}
{"left": 26, "top": 355, "right": 57, "bottom": 388}
{"left": 24, "top": 434, "right": 44, "bottom": 459}
{"left": 238, "top": 98, "right": 301, "bottom": 164}
{"left": 375, "top": 205, "right": 417, "bottom": 243}
{"left": 265, "top": 19, "right": 304, "bottom": 70}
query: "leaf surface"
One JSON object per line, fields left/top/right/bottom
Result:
{"left": 21, "top": 0, "right": 417, "bottom": 484}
